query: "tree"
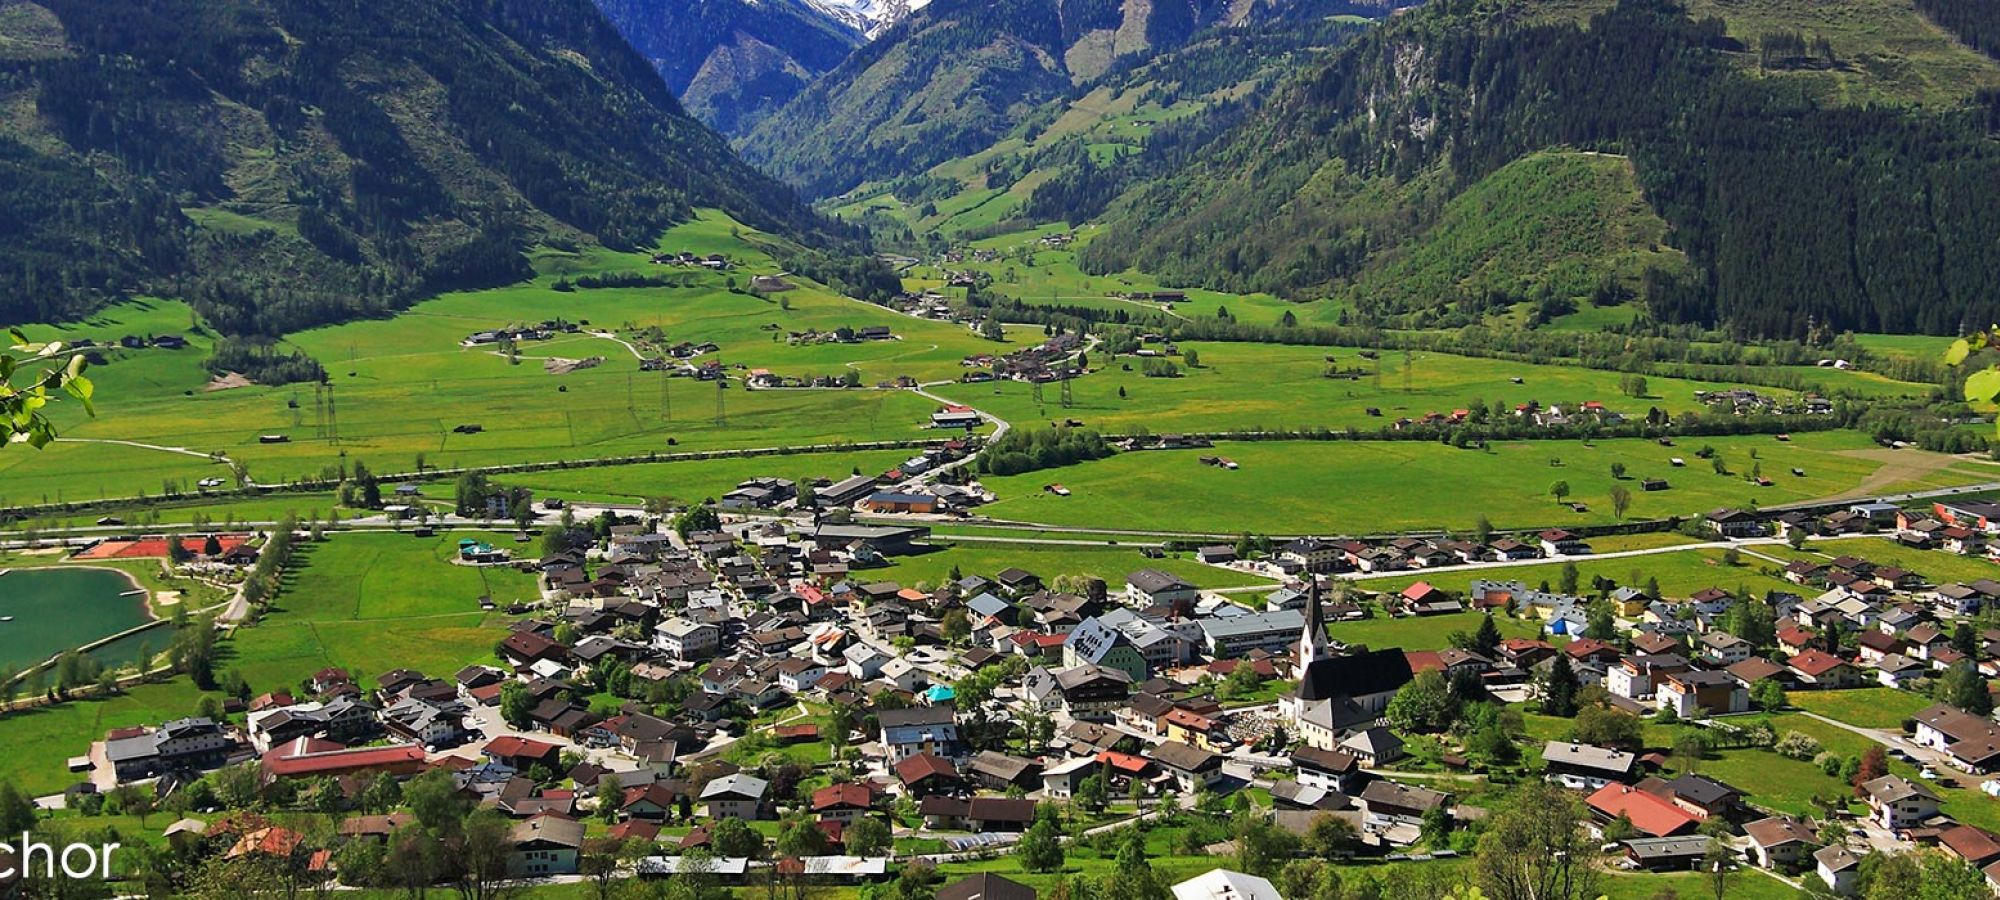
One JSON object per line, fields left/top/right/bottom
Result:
{"left": 1233, "top": 819, "right": 1300, "bottom": 877}
{"left": 383, "top": 825, "right": 442, "bottom": 900}
{"left": 595, "top": 774, "right": 624, "bottom": 824}
{"left": 710, "top": 816, "right": 764, "bottom": 859}
{"left": 1940, "top": 661, "right": 1993, "bottom": 715}
{"left": 1853, "top": 746, "right": 1888, "bottom": 796}
{"left": 844, "top": 816, "right": 892, "bottom": 856}
{"left": 1584, "top": 602, "right": 1616, "bottom": 640}
{"left": 498, "top": 681, "right": 534, "bottom": 729}
{"left": 1473, "top": 516, "right": 1494, "bottom": 545}
{"left": 1571, "top": 706, "right": 1643, "bottom": 747}
{"left": 1774, "top": 731, "right": 1822, "bottom": 760}
{"left": 940, "top": 608, "right": 970, "bottom": 644}
{"left": 1, "top": 331, "right": 95, "bottom": 451}
{"left": 1609, "top": 484, "right": 1632, "bottom": 520}
{"left": 1183, "top": 349, "right": 1200, "bottom": 368}
{"left": 1017, "top": 812, "right": 1065, "bottom": 873}
{"left": 776, "top": 814, "right": 829, "bottom": 858}
{"left": 1387, "top": 669, "right": 1460, "bottom": 734}
{"left": 1540, "top": 654, "right": 1580, "bottom": 717}
{"left": 579, "top": 838, "right": 631, "bottom": 900}
{"left": 1609, "top": 462, "right": 1627, "bottom": 479}
{"left": 1549, "top": 480, "right": 1571, "bottom": 504}
{"left": 980, "top": 318, "right": 1005, "bottom": 341}
{"left": 455, "top": 809, "right": 515, "bottom": 900}
{"left": 1752, "top": 678, "right": 1787, "bottom": 711}
{"left": 1474, "top": 781, "right": 1599, "bottom": 900}
{"left": 1305, "top": 813, "right": 1359, "bottom": 859}
{"left": 0, "top": 780, "right": 36, "bottom": 835}
{"left": 1472, "top": 614, "right": 1503, "bottom": 656}
{"left": 1953, "top": 622, "right": 1979, "bottom": 658}
{"left": 1558, "top": 561, "right": 1580, "bottom": 595}
{"left": 1074, "top": 773, "right": 1108, "bottom": 812}
{"left": 403, "top": 769, "right": 472, "bottom": 834}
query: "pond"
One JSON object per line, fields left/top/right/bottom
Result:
{"left": 0, "top": 567, "right": 163, "bottom": 671}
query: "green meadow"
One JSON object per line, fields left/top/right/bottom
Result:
{"left": 1367, "top": 547, "right": 1803, "bottom": 601}
{"left": 879, "top": 542, "right": 1277, "bottom": 590}
{"left": 972, "top": 432, "right": 1984, "bottom": 534}
{"left": 494, "top": 448, "right": 919, "bottom": 505}
{"left": 6, "top": 213, "right": 1020, "bottom": 503}
{"left": 926, "top": 339, "right": 1932, "bottom": 439}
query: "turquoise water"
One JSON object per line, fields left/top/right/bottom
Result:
{"left": 0, "top": 568, "right": 159, "bottom": 670}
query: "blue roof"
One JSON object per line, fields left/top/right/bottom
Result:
{"left": 925, "top": 685, "right": 956, "bottom": 703}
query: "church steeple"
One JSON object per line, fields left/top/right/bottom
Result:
{"left": 1298, "top": 575, "right": 1331, "bottom": 665}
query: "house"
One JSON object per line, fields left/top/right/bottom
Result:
{"left": 1657, "top": 670, "right": 1749, "bottom": 718}
{"left": 1150, "top": 740, "right": 1223, "bottom": 792}
{"left": 1609, "top": 655, "right": 1689, "bottom": 700}
{"left": 1705, "top": 508, "right": 1764, "bottom": 538}
{"left": 1358, "top": 781, "right": 1450, "bottom": 838}
{"left": 701, "top": 773, "right": 772, "bottom": 820}
{"left": 1585, "top": 784, "right": 1697, "bottom": 837}
{"left": 1651, "top": 774, "right": 1743, "bottom": 820}
{"left": 509, "top": 814, "right": 585, "bottom": 877}
{"left": 776, "top": 658, "right": 827, "bottom": 693}
{"left": 654, "top": 619, "right": 720, "bottom": 661}
{"left": 1171, "top": 870, "right": 1283, "bottom": 900}
{"left": 1127, "top": 569, "right": 1199, "bottom": 607}
{"left": 1860, "top": 775, "right": 1939, "bottom": 830}
{"left": 810, "top": 783, "right": 878, "bottom": 824}
{"left": 966, "top": 752, "right": 1042, "bottom": 791}
{"left": 1198, "top": 610, "right": 1308, "bottom": 657}
{"left": 1744, "top": 817, "right": 1819, "bottom": 871}
{"left": 1788, "top": 651, "right": 1863, "bottom": 688}
{"left": 940, "top": 874, "right": 1038, "bottom": 900}
{"left": 1279, "top": 538, "right": 1344, "bottom": 573}
{"left": 1292, "top": 747, "right": 1362, "bottom": 795}
{"left": 1040, "top": 757, "right": 1097, "bottom": 800}
{"left": 1339, "top": 726, "right": 1404, "bottom": 767}
{"left": 1816, "top": 845, "right": 1862, "bottom": 895}
{"left": 1912, "top": 704, "right": 2000, "bottom": 774}
{"left": 1063, "top": 619, "right": 1150, "bottom": 682}
{"left": 1542, "top": 741, "right": 1636, "bottom": 790}
{"left": 1621, "top": 836, "right": 1711, "bottom": 872}
{"left": 1697, "top": 632, "right": 1753, "bottom": 666}
{"left": 104, "top": 717, "right": 234, "bottom": 783}
{"left": 1289, "top": 648, "right": 1415, "bottom": 751}
{"left": 900, "top": 755, "right": 964, "bottom": 797}
{"left": 1940, "top": 824, "right": 2000, "bottom": 869}
{"left": 878, "top": 706, "right": 962, "bottom": 761}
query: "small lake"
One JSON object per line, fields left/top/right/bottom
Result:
{"left": 0, "top": 568, "right": 162, "bottom": 671}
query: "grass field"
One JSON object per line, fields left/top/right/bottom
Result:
{"left": 1324, "top": 609, "right": 1544, "bottom": 650}
{"left": 6, "top": 213, "right": 1017, "bottom": 502}
{"left": 1366, "top": 546, "right": 1801, "bottom": 601}
{"left": 1765, "top": 536, "right": 2000, "bottom": 586}
{"left": 878, "top": 542, "right": 1276, "bottom": 591}
{"left": 0, "top": 530, "right": 534, "bottom": 794}
{"left": 971, "top": 432, "right": 1981, "bottom": 535}
{"left": 1, "top": 492, "right": 355, "bottom": 532}
{"left": 927, "top": 340, "right": 1932, "bottom": 442}
{"left": 494, "top": 449, "right": 919, "bottom": 505}
{"left": 1788, "top": 687, "right": 1936, "bottom": 728}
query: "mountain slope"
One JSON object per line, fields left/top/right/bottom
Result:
{"left": 740, "top": 0, "right": 1407, "bottom": 199}
{"left": 1080, "top": 0, "right": 2000, "bottom": 336}
{"left": 0, "top": 0, "right": 818, "bottom": 335}
{"left": 594, "top": 0, "right": 864, "bottom": 135}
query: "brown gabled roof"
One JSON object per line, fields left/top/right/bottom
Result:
{"left": 1742, "top": 816, "right": 1815, "bottom": 850}
{"left": 1941, "top": 824, "right": 2000, "bottom": 866}
{"left": 895, "top": 752, "right": 958, "bottom": 785}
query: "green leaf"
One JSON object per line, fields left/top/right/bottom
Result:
{"left": 1947, "top": 339, "right": 1972, "bottom": 366}
{"left": 1966, "top": 368, "right": 2000, "bottom": 405}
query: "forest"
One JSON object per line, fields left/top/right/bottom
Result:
{"left": 1073, "top": 0, "right": 2000, "bottom": 337}
{"left": 0, "top": 0, "right": 817, "bottom": 335}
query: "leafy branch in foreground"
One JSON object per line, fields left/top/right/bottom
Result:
{"left": 2, "top": 328, "right": 94, "bottom": 450}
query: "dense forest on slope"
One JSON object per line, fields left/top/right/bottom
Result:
{"left": 594, "top": 0, "right": 863, "bottom": 135}
{"left": 1917, "top": 0, "right": 2000, "bottom": 62}
{"left": 1077, "top": 0, "right": 2000, "bottom": 336}
{"left": 741, "top": 0, "right": 1411, "bottom": 199}
{"left": 0, "top": 0, "right": 820, "bottom": 335}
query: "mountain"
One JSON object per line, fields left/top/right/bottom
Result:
{"left": 739, "top": 0, "right": 1405, "bottom": 199}
{"left": 594, "top": 0, "right": 865, "bottom": 135}
{"left": 0, "top": 0, "right": 819, "bottom": 338}
{"left": 1077, "top": 0, "right": 2000, "bottom": 336}
{"left": 806, "top": 0, "right": 934, "bottom": 38}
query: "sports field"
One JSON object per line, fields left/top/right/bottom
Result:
{"left": 973, "top": 432, "right": 1989, "bottom": 534}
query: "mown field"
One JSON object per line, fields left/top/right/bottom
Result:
{"left": 971, "top": 432, "right": 1985, "bottom": 534}
{"left": 5, "top": 212, "right": 1013, "bottom": 502}
{"left": 1762, "top": 535, "right": 2000, "bottom": 585}
{"left": 927, "top": 339, "right": 1934, "bottom": 441}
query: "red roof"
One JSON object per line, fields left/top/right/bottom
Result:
{"left": 1565, "top": 638, "right": 1617, "bottom": 660}
{"left": 484, "top": 736, "right": 560, "bottom": 761}
{"left": 1404, "top": 650, "right": 1444, "bottom": 673}
{"left": 1586, "top": 784, "right": 1697, "bottom": 837}
{"left": 609, "top": 820, "right": 661, "bottom": 843}
{"left": 811, "top": 782, "right": 876, "bottom": 812}
{"left": 1788, "top": 650, "right": 1850, "bottom": 677}
{"left": 1401, "top": 582, "right": 1440, "bottom": 601}
{"left": 1776, "top": 626, "right": 1816, "bottom": 646}
{"left": 1095, "top": 751, "right": 1152, "bottom": 774}
{"left": 895, "top": 753, "right": 958, "bottom": 785}
{"left": 261, "top": 738, "right": 428, "bottom": 779}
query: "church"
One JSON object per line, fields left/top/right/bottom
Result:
{"left": 1282, "top": 578, "right": 1415, "bottom": 751}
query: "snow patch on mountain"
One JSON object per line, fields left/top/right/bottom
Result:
{"left": 803, "top": 0, "right": 931, "bottom": 38}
